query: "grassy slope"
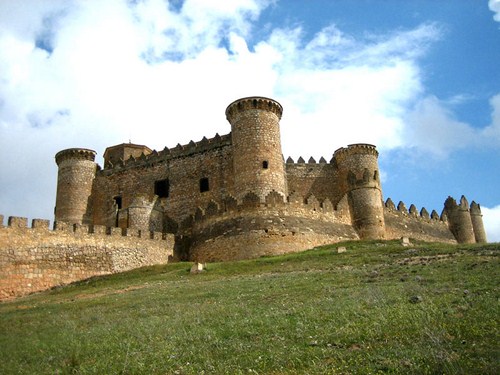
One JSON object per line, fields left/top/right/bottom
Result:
{"left": 0, "top": 240, "right": 498, "bottom": 374}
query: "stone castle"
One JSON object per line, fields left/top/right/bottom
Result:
{"left": 53, "top": 95, "right": 487, "bottom": 259}
{"left": 0, "top": 96, "right": 487, "bottom": 299}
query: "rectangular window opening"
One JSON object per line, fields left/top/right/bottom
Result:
{"left": 262, "top": 160, "right": 269, "bottom": 169}
{"left": 200, "top": 177, "right": 209, "bottom": 193}
{"left": 155, "top": 179, "right": 170, "bottom": 198}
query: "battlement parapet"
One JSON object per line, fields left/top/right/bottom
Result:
{"left": 470, "top": 201, "right": 482, "bottom": 215}
{"left": 444, "top": 195, "right": 470, "bottom": 211}
{"left": 100, "top": 133, "right": 232, "bottom": 173}
{"left": 333, "top": 143, "right": 378, "bottom": 162}
{"left": 286, "top": 156, "right": 329, "bottom": 165}
{"left": 384, "top": 198, "right": 442, "bottom": 222}
{"left": 0, "top": 215, "right": 168, "bottom": 241}
{"left": 183, "top": 190, "right": 350, "bottom": 230}
{"left": 1, "top": 215, "right": 174, "bottom": 300}
{"left": 55, "top": 148, "right": 96, "bottom": 165}
{"left": 0, "top": 216, "right": 51, "bottom": 230}
{"left": 225, "top": 96, "right": 283, "bottom": 123}
{"left": 347, "top": 168, "right": 380, "bottom": 189}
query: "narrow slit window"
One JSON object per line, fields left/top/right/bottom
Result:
{"left": 262, "top": 160, "right": 269, "bottom": 169}
{"left": 155, "top": 179, "right": 170, "bottom": 198}
{"left": 113, "top": 196, "right": 122, "bottom": 209}
{"left": 200, "top": 177, "right": 209, "bottom": 193}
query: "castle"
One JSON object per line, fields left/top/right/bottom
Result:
{"left": 0, "top": 96, "right": 487, "bottom": 299}
{"left": 54, "top": 96, "right": 486, "bottom": 261}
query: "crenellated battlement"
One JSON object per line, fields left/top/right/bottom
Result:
{"left": 470, "top": 201, "right": 482, "bottom": 215}
{"left": 286, "top": 156, "right": 330, "bottom": 164}
{"left": 333, "top": 143, "right": 378, "bottom": 162}
{"left": 0, "top": 215, "right": 168, "bottom": 241}
{"left": 0, "top": 214, "right": 174, "bottom": 300}
{"left": 384, "top": 198, "right": 442, "bottom": 222}
{"left": 382, "top": 197, "right": 457, "bottom": 243}
{"left": 346, "top": 168, "right": 380, "bottom": 189}
{"left": 185, "top": 190, "right": 347, "bottom": 226}
{"left": 100, "top": 132, "right": 232, "bottom": 173}
{"left": 225, "top": 96, "right": 283, "bottom": 123}
{"left": 55, "top": 148, "right": 96, "bottom": 165}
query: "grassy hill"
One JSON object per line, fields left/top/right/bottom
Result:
{"left": 0, "top": 240, "right": 498, "bottom": 374}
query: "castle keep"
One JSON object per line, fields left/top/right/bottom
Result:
{"left": 0, "top": 96, "right": 487, "bottom": 299}
{"left": 54, "top": 96, "right": 486, "bottom": 261}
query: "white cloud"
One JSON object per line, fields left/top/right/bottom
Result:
{"left": 489, "top": 0, "right": 500, "bottom": 22}
{"left": 0, "top": 0, "right": 492, "bottom": 226}
{"left": 402, "top": 93, "right": 500, "bottom": 158}
{"left": 482, "top": 205, "right": 500, "bottom": 242}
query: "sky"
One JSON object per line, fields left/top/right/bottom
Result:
{"left": 0, "top": 0, "right": 499, "bottom": 241}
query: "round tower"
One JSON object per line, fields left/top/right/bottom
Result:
{"left": 333, "top": 144, "right": 385, "bottom": 239}
{"left": 226, "top": 96, "right": 288, "bottom": 201}
{"left": 470, "top": 201, "right": 487, "bottom": 243}
{"left": 55, "top": 148, "right": 97, "bottom": 225}
{"left": 443, "top": 196, "right": 475, "bottom": 244}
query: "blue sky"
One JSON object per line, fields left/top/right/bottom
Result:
{"left": 0, "top": 0, "right": 499, "bottom": 241}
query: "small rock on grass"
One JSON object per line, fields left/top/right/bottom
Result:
{"left": 409, "top": 295, "right": 423, "bottom": 304}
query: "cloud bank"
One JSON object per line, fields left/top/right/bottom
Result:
{"left": 0, "top": 0, "right": 498, "bottom": 240}
{"left": 490, "top": 0, "right": 500, "bottom": 21}
{"left": 483, "top": 205, "right": 500, "bottom": 242}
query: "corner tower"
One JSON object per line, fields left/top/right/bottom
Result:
{"left": 226, "top": 96, "right": 288, "bottom": 201}
{"left": 470, "top": 201, "right": 487, "bottom": 243}
{"left": 443, "top": 196, "right": 476, "bottom": 244}
{"left": 55, "top": 148, "right": 97, "bottom": 225}
{"left": 333, "top": 144, "right": 385, "bottom": 239}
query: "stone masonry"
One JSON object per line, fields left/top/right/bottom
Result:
{"left": 0, "top": 216, "right": 173, "bottom": 300}
{"left": 51, "top": 96, "right": 488, "bottom": 259}
{"left": 0, "top": 96, "right": 487, "bottom": 298}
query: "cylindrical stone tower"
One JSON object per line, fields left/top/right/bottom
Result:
{"left": 333, "top": 144, "right": 385, "bottom": 239}
{"left": 127, "top": 196, "right": 163, "bottom": 232}
{"left": 55, "top": 148, "right": 97, "bottom": 225}
{"left": 443, "top": 196, "right": 476, "bottom": 244}
{"left": 470, "top": 201, "right": 487, "bottom": 243}
{"left": 226, "top": 96, "right": 288, "bottom": 201}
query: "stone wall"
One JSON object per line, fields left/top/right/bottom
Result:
{"left": 383, "top": 199, "right": 456, "bottom": 243}
{"left": 92, "top": 133, "right": 234, "bottom": 228}
{"left": 0, "top": 216, "right": 174, "bottom": 300}
{"left": 286, "top": 160, "right": 343, "bottom": 206}
{"left": 184, "top": 191, "right": 357, "bottom": 262}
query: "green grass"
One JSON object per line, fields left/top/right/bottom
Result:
{"left": 0, "top": 240, "right": 499, "bottom": 374}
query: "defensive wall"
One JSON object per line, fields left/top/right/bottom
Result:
{"left": 51, "top": 96, "right": 486, "bottom": 263}
{"left": 0, "top": 95, "right": 487, "bottom": 299}
{"left": 90, "top": 133, "right": 234, "bottom": 229}
{"left": 0, "top": 215, "right": 174, "bottom": 300}
{"left": 180, "top": 188, "right": 468, "bottom": 262}
{"left": 0, "top": 194, "right": 484, "bottom": 299}
{"left": 182, "top": 190, "right": 356, "bottom": 262}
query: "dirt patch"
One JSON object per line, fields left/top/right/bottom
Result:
{"left": 396, "top": 253, "right": 459, "bottom": 266}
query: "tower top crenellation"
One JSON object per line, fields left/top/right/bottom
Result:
{"left": 55, "top": 148, "right": 96, "bottom": 165}
{"left": 225, "top": 96, "right": 283, "bottom": 123}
